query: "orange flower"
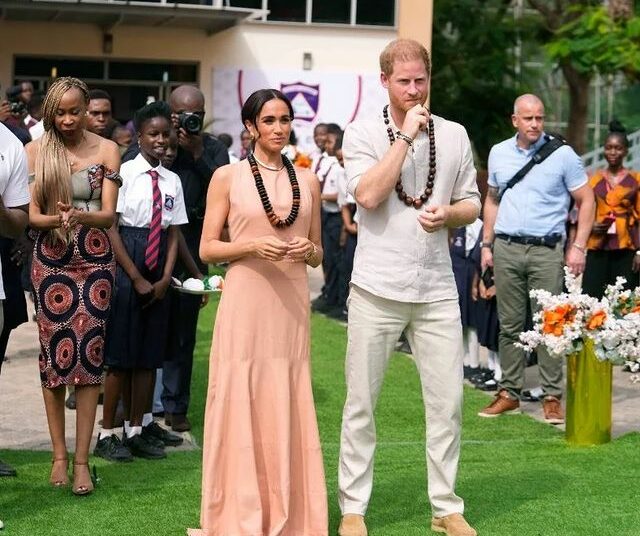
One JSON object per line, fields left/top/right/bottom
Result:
{"left": 631, "top": 305, "right": 640, "bottom": 313}
{"left": 586, "top": 310, "right": 606, "bottom": 330}
{"left": 293, "top": 152, "right": 312, "bottom": 168}
{"left": 542, "top": 304, "right": 576, "bottom": 336}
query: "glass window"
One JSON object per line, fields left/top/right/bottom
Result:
{"left": 355, "top": 0, "right": 395, "bottom": 26}
{"left": 312, "top": 0, "right": 350, "bottom": 24}
{"left": 14, "top": 57, "right": 104, "bottom": 79}
{"left": 109, "top": 62, "right": 197, "bottom": 82}
{"left": 229, "top": 0, "right": 261, "bottom": 8}
{"left": 267, "top": 0, "right": 306, "bottom": 22}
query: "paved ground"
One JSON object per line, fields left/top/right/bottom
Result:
{"left": 1, "top": 264, "right": 638, "bottom": 453}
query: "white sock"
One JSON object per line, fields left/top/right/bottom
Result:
{"left": 98, "top": 427, "right": 113, "bottom": 441}
{"left": 124, "top": 420, "right": 131, "bottom": 437}
{"left": 127, "top": 425, "right": 142, "bottom": 438}
{"left": 462, "top": 328, "right": 480, "bottom": 367}
{"left": 142, "top": 413, "right": 153, "bottom": 427}
{"left": 488, "top": 350, "right": 502, "bottom": 381}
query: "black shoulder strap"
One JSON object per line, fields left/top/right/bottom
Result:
{"left": 498, "top": 134, "right": 568, "bottom": 202}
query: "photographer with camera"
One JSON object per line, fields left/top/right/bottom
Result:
{"left": 123, "top": 85, "right": 228, "bottom": 432}
{"left": 1, "top": 85, "right": 31, "bottom": 145}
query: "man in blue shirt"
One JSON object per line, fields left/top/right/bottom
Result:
{"left": 478, "top": 94, "right": 594, "bottom": 423}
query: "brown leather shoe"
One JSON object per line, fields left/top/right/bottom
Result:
{"left": 169, "top": 413, "right": 191, "bottom": 432}
{"left": 477, "top": 389, "right": 520, "bottom": 418}
{"left": 542, "top": 395, "right": 564, "bottom": 424}
{"left": 431, "top": 513, "right": 477, "bottom": 536}
{"left": 338, "top": 514, "right": 367, "bottom": 536}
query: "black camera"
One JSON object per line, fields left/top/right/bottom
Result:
{"left": 9, "top": 100, "right": 26, "bottom": 115}
{"left": 177, "top": 112, "right": 202, "bottom": 135}
{"left": 6, "top": 85, "right": 27, "bottom": 116}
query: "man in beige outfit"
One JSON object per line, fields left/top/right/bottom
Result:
{"left": 338, "top": 39, "right": 480, "bottom": 536}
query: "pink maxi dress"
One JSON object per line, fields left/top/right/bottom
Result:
{"left": 188, "top": 160, "right": 328, "bottom": 536}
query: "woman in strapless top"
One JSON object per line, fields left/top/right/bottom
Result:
{"left": 25, "top": 77, "right": 121, "bottom": 496}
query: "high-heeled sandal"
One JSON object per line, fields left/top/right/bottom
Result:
{"left": 50, "top": 457, "right": 69, "bottom": 488}
{"left": 72, "top": 462, "right": 97, "bottom": 496}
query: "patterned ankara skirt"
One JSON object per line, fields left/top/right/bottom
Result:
{"left": 32, "top": 225, "right": 115, "bottom": 389}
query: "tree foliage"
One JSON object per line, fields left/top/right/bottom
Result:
{"left": 431, "top": 0, "right": 524, "bottom": 167}
{"left": 546, "top": 5, "right": 640, "bottom": 77}
{"left": 528, "top": 0, "right": 640, "bottom": 153}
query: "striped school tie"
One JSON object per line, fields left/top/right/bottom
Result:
{"left": 145, "top": 169, "right": 162, "bottom": 271}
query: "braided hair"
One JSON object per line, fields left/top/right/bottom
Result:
{"left": 34, "top": 76, "right": 90, "bottom": 245}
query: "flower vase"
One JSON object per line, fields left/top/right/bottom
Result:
{"left": 565, "top": 338, "right": 612, "bottom": 445}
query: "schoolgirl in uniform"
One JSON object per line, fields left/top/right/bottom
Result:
{"left": 95, "top": 101, "right": 188, "bottom": 461}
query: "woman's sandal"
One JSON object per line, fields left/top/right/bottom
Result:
{"left": 72, "top": 462, "right": 97, "bottom": 496}
{"left": 50, "top": 457, "right": 69, "bottom": 487}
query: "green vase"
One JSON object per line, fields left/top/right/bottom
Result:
{"left": 565, "top": 338, "right": 612, "bottom": 445}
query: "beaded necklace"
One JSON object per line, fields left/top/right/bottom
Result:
{"left": 248, "top": 153, "right": 300, "bottom": 228}
{"left": 383, "top": 104, "right": 436, "bottom": 209}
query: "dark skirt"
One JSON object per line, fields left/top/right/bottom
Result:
{"left": 31, "top": 226, "right": 115, "bottom": 388}
{"left": 582, "top": 249, "right": 639, "bottom": 299}
{"left": 104, "top": 226, "right": 170, "bottom": 370}
{"left": 452, "top": 254, "right": 478, "bottom": 329}
{"left": 476, "top": 297, "right": 499, "bottom": 352}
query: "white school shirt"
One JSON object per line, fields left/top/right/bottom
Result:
{"left": 319, "top": 156, "right": 341, "bottom": 213}
{"left": 0, "top": 123, "right": 30, "bottom": 299}
{"left": 336, "top": 165, "right": 359, "bottom": 224}
{"left": 312, "top": 151, "right": 329, "bottom": 176}
{"left": 465, "top": 219, "right": 483, "bottom": 256}
{"left": 117, "top": 153, "right": 188, "bottom": 229}
{"left": 29, "top": 120, "right": 44, "bottom": 141}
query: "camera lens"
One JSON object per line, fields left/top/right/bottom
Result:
{"left": 179, "top": 113, "right": 202, "bottom": 135}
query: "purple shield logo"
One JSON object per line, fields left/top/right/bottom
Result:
{"left": 280, "top": 82, "right": 320, "bottom": 122}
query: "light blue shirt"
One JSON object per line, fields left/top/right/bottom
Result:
{"left": 488, "top": 133, "right": 587, "bottom": 237}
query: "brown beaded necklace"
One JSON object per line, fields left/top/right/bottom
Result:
{"left": 383, "top": 104, "right": 436, "bottom": 209}
{"left": 248, "top": 153, "right": 300, "bottom": 228}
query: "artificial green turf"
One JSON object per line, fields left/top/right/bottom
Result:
{"left": 1, "top": 300, "right": 639, "bottom": 535}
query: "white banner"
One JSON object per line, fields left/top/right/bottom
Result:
{"left": 211, "top": 67, "right": 388, "bottom": 155}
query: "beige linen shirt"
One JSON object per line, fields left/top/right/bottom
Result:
{"left": 344, "top": 111, "right": 480, "bottom": 303}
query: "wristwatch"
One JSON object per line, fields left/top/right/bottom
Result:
{"left": 479, "top": 241, "right": 493, "bottom": 250}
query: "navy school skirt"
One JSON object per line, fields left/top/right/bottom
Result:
{"left": 104, "top": 226, "right": 170, "bottom": 370}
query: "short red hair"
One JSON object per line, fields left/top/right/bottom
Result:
{"left": 379, "top": 39, "right": 431, "bottom": 76}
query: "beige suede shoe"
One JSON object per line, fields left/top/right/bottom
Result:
{"left": 431, "top": 513, "right": 477, "bottom": 536}
{"left": 338, "top": 514, "right": 368, "bottom": 536}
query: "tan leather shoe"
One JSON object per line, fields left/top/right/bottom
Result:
{"left": 431, "top": 513, "right": 477, "bottom": 536}
{"left": 477, "top": 389, "right": 520, "bottom": 417}
{"left": 542, "top": 395, "right": 564, "bottom": 424}
{"left": 338, "top": 514, "right": 367, "bottom": 536}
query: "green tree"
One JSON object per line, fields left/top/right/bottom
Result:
{"left": 431, "top": 0, "right": 524, "bottom": 167}
{"left": 528, "top": 0, "right": 640, "bottom": 153}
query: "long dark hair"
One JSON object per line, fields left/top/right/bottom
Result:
{"left": 241, "top": 89, "right": 294, "bottom": 129}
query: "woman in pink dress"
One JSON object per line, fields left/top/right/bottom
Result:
{"left": 189, "top": 89, "right": 328, "bottom": 535}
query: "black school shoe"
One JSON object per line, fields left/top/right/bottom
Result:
{"left": 94, "top": 434, "right": 134, "bottom": 463}
{"left": 0, "top": 459, "right": 17, "bottom": 477}
{"left": 463, "top": 366, "right": 480, "bottom": 380}
{"left": 143, "top": 422, "right": 183, "bottom": 447}
{"left": 476, "top": 378, "right": 498, "bottom": 392}
{"left": 124, "top": 434, "right": 166, "bottom": 460}
{"left": 470, "top": 369, "right": 494, "bottom": 385}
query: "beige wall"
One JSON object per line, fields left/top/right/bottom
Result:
{"left": 398, "top": 0, "right": 433, "bottom": 51}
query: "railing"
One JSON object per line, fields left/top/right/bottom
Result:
{"left": 582, "top": 129, "right": 640, "bottom": 174}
